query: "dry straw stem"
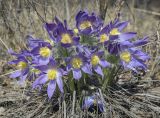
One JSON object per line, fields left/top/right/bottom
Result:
{"left": 0, "top": 38, "right": 9, "bottom": 50}
{"left": 71, "top": 91, "right": 76, "bottom": 118}
{"left": 134, "top": 8, "right": 160, "bottom": 16}
{"left": 63, "top": 100, "right": 66, "bottom": 118}
{"left": 64, "top": 0, "right": 70, "bottom": 22}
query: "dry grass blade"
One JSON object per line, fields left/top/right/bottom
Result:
{"left": 27, "top": 102, "right": 44, "bottom": 118}
{"left": 71, "top": 91, "right": 76, "bottom": 118}
{"left": 134, "top": 8, "right": 160, "bottom": 16}
{"left": 0, "top": 38, "right": 9, "bottom": 50}
{"left": 63, "top": 100, "right": 66, "bottom": 118}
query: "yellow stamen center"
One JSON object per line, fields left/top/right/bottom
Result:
{"left": 39, "top": 47, "right": 51, "bottom": 57}
{"left": 72, "top": 58, "right": 83, "bottom": 69}
{"left": 61, "top": 33, "right": 72, "bottom": 44}
{"left": 120, "top": 51, "right": 131, "bottom": 63}
{"left": 73, "top": 28, "right": 79, "bottom": 34}
{"left": 17, "top": 61, "right": 27, "bottom": 70}
{"left": 110, "top": 28, "right": 120, "bottom": 35}
{"left": 91, "top": 55, "right": 100, "bottom": 66}
{"left": 80, "top": 21, "right": 92, "bottom": 30}
{"left": 47, "top": 69, "right": 57, "bottom": 80}
{"left": 100, "top": 34, "right": 109, "bottom": 43}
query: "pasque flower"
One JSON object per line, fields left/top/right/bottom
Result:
{"left": 44, "top": 17, "right": 62, "bottom": 42}
{"left": 76, "top": 11, "right": 103, "bottom": 35}
{"left": 27, "top": 35, "right": 47, "bottom": 49}
{"left": 56, "top": 21, "right": 80, "bottom": 48}
{"left": 98, "top": 18, "right": 136, "bottom": 44}
{"left": 86, "top": 50, "right": 110, "bottom": 77}
{"left": 32, "top": 59, "right": 64, "bottom": 99}
{"left": 45, "top": 17, "right": 80, "bottom": 47}
{"left": 8, "top": 49, "right": 30, "bottom": 84}
{"left": 30, "top": 40, "right": 52, "bottom": 65}
{"left": 119, "top": 37, "right": 150, "bottom": 72}
{"left": 66, "top": 54, "right": 92, "bottom": 80}
{"left": 98, "top": 18, "right": 137, "bottom": 55}
{"left": 120, "top": 49, "right": 149, "bottom": 72}
{"left": 8, "top": 10, "right": 150, "bottom": 102}
{"left": 82, "top": 94, "right": 104, "bottom": 113}
{"left": 109, "top": 18, "right": 136, "bottom": 41}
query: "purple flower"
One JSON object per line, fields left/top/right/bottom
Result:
{"left": 27, "top": 35, "right": 47, "bottom": 49}
{"left": 82, "top": 94, "right": 104, "bottom": 113}
{"left": 8, "top": 50, "right": 30, "bottom": 84}
{"left": 66, "top": 54, "right": 92, "bottom": 80}
{"left": 87, "top": 50, "right": 110, "bottom": 77}
{"left": 97, "top": 19, "right": 137, "bottom": 55}
{"left": 44, "top": 22, "right": 57, "bottom": 42}
{"left": 56, "top": 22, "right": 80, "bottom": 48}
{"left": 132, "top": 36, "right": 148, "bottom": 47}
{"left": 107, "top": 40, "right": 134, "bottom": 55}
{"left": 8, "top": 48, "right": 31, "bottom": 57}
{"left": 45, "top": 17, "right": 80, "bottom": 47}
{"left": 106, "top": 36, "right": 148, "bottom": 55}
{"left": 119, "top": 47, "right": 150, "bottom": 72}
{"left": 106, "top": 36, "right": 149, "bottom": 72}
{"left": 30, "top": 40, "right": 52, "bottom": 65}
{"left": 98, "top": 18, "right": 136, "bottom": 44}
{"left": 32, "top": 59, "right": 64, "bottom": 99}
{"left": 76, "top": 11, "right": 103, "bottom": 35}
{"left": 44, "top": 17, "right": 62, "bottom": 42}
{"left": 109, "top": 19, "right": 136, "bottom": 41}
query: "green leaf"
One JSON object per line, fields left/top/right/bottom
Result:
{"left": 106, "top": 54, "right": 119, "bottom": 64}
{"left": 102, "top": 66, "right": 116, "bottom": 91}
{"left": 68, "top": 72, "right": 75, "bottom": 93}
